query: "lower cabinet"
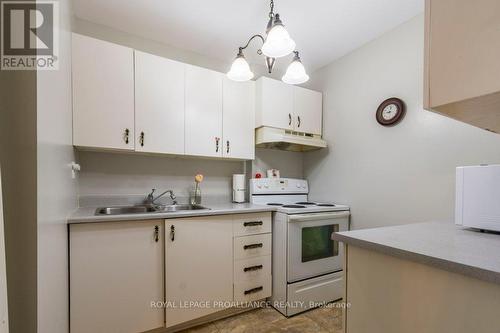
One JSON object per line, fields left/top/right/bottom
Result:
{"left": 165, "top": 212, "right": 272, "bottom": 328}
{"left": 69, "top": 220, "right": 164, "bottom": 333}
{"left": 164, "top": 215, "right": 234, "bottom": 327}
{"left": 69, "top": 212, "right": 272, "bottom": 332}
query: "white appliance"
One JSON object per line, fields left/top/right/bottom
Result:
{"left": 456, "top": 165, "right": 500, "bottom": 232}
{"left": 0, "top": 167, "right": 8, "bottom": 332}
{"left": 250, "top": 178, "right": 349, "bottom": 316}
{"left": 232, "top": 174, "right": 246, "bottom": 203}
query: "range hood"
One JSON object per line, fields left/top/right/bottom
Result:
{"left": 255, "top": 127, "right": 327, "bottom": 152}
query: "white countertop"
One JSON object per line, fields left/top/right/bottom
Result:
{"left": 68, "top": 202, "right": 276, "bottom": 224}
{"left": 332, "top": 221, "right": 500, "bottom": 285}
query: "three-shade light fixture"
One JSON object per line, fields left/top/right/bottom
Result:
{"left": 227, "top": 0, "right": 309, "bottom": 85}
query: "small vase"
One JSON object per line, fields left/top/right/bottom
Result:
{"left": 190, "top": 185, "right": 201, "bottom": 205}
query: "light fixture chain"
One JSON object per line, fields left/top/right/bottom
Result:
{"left": 269, "top": 0, "right": 275, "bottom": 18}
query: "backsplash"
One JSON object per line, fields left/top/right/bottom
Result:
{"left": 76, "top": 148, "right": 305, "bottom": 207}
{"left": 76, "top": 151, "right": 243, "bottom": 203}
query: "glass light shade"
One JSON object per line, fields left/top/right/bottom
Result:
{"left": 262, "top": 24, "right": 296, "bottom": 58}
{"left": 282, "top": 58, "right": 309, "bottom": 85}
{"left": 227, "top": 54, "right": 254, "bottom": 81}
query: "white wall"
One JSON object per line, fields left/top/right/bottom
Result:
{"left": 251, "top": 148, "right": 303, "bottom": 179}
{"left": 37, "top": 0, "right": 78, "bottom": 332}
{"left": 304, "top": 14, "right": 500, "bottom": 230}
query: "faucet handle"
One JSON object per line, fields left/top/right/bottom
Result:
{"left": 147, "top": 188, "right": 156, "bottom": 200}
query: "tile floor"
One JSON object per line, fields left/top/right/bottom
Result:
{"left": 179, "top": 304, "right": 343, "bottom": 333}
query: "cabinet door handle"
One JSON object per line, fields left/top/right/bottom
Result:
{"left": 244, "top": 286, "right": 263, "bottom": 295}
{"left": 215, "top": 137, "right": 220, "bottom": 152}
{"left": 243, "top": 221, "right": 263, "bottom": 227}
{"left": 124, "top": 128, "right": 130, "bottom": 144}
{"left": 244, "top": 243, "right": 263, "bottom": 250}
{"left": 244, "top": 265, "right": 263, "bottom": 272}
{"left": 170, "top": 225, "right": 175, "bottom": 241}
{"left": 288, "top": 113, "right": 292, "bottom": 126}
{"left": 297, "top": 116, "right": 301, "bottom": 128}
{"left": 154, "top": 225, "right": 159, "bottom": 242}
{"left": 226, "top": 140, "right": 230, "bottom": 154}
{"left": 140, "top": 132, "right": 145, "bottom": 147}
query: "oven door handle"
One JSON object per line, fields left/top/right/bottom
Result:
{"left": 288, "top": 211, "right": 350, "bottom": 222}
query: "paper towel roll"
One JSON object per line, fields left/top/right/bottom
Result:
{"left": 233, "top": 174, "right": 246, "bottom": 203}
{"left": 233, "top": 174, "right": 246, "bottom": 189}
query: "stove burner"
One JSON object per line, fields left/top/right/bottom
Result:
{"left": 282, "top": 204, "right": 306, "bottom": 208}
{"left": 316, "top": 203, "right": 336, "bottom": 207}
{"left": 295, "top": 202, "right": 317, "bottom": 205}
{"left": 267, "top": 203, "right": 284, "bottom": 206}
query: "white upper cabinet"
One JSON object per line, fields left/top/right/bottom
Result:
{"left": 135, "top": 51, "right": 185, "bottom": 155}
{"left": 185, "top": 65, "right": 223, "bottom": 158}
{"left": 256, "top": 76, "right": 294, "bottom": 130}
{"left": 255, "top": 76, "right": 323, "bottom": 135}
{"left": 293, "top": 86, "right": 323, "bottom": 135}
{"left": 223, "top": 78, "right": 255, "bottom": 159}
{"left": 72, "top": 34, "right": 256, "bottom": 159}
{"left": 72, "top": 33, "right": 135, "bottom": 150}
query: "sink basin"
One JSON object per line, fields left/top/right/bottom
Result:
{"left": 95, "top": 205, "right": 157, "bottom": 215}
{"left": 95, "top": 204, "right": 210, "bottom": 215}
{"left": 157, "top": 204, "right": 209, "bottom": 212}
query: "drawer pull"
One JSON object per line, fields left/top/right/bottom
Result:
{"left": 244, "top": 265, "right": 263, "bottom": 272}
{"left": 244, "top": 286, "right": 263, "bottom": 295}
{"left": 243, "top": 221, "right": 263, "bottom": 227}
{"left": 244, "top": 243, "right": 263, "bottom": 250}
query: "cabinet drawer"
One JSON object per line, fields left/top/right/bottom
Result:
{"left": 234, "top": 255, "right": 271, "bottom": 283}
{"left": 234, "top": 278, "right": 272, "bottom": 303}
{"left": 233, "top": 212, "right": 271, "bottom": 236}
{"left": 234, "top": 234, "right": 272, "bottom": 260}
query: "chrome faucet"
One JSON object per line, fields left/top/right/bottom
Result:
{"left": 146, "top": 189, "right": 177, "bottom": 206}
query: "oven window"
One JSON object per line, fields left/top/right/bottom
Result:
{"left": 301, "top": 224, "right": 339, "bottom": 263}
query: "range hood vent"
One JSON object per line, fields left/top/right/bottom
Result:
{"left": 255, "top": 127, "right": 327, "bottom": 152}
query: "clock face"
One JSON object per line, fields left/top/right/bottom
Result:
{"left": 382, "top": 104, "right": 398, "bottom": 120}
{"left": 376, "top": 98, "right": 406, "bottom": 126}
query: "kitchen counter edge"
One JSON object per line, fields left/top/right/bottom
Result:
{"left": 68, "top": 203, "right": 277, "bottom": 224}
{"left": 332, "top": 221, "right": 500, "bottom": 285}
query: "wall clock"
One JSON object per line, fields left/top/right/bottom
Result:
{"left": 376, "top": 97, "right": 406, "bottom": 126}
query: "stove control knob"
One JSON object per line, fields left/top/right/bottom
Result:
{"left": 264, "top": 184, "right": 269, "bottom": 188}
{"left": 257, "top": 185, "right": 262, "bottom": 189}
{"left": 296, "top": 183, "right": 300, "bottom": 188}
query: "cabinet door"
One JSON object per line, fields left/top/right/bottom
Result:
{"left": 223, "top": 78, "right": 255, "bottom": 160}
{"left": 185, "top": 65, "right": 223, "bottom": 157}
{"left": 426, "top": 0, "right": 500, "bottom": 108}
{"left": 293, "top": 86, "right": 323, "bottom": 135}
{"left": 256, "top": 77, "right": 294, "bottom": 130}
{"left": 70, "top": 220, "right": 164, "bottom": 333}
{"left": 165, "top": 216, "right": 233, "bottom": 327}
{"left": 72, "top": 33, "right": 135, "bottom": 150}
{"left": 135, "top": 51, "right": 185, "bottom": 154}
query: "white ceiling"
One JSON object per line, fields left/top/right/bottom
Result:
{"left": 73, "top": 0, "right": 424, "bottom": 73}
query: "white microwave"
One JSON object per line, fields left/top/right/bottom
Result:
{"left": 455, "top": 165, "right": 500, "bottom": 231}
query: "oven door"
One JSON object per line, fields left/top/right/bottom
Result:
{"left": 287, "top": 211, "right": 349, "bottom": 283}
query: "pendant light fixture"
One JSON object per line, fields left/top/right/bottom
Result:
{"left": 227, "top": 49, "right": 254, "bottom": 81}
{"left": 227, "top": 0, "right": 308, "bottom": 85}
{"left": 282, "top": 51, "right": 309, "bottom": 84}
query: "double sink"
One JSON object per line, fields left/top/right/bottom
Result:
{"left": 96, "top": 204, "right": 209, "bottom": 216}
